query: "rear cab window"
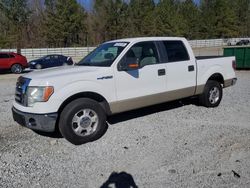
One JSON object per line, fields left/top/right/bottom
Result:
{"left": 162, "top": 41, "right": 190, "bottom": 62}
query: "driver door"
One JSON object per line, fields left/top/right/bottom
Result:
{"left": 112, "top": 41, "right": 167, "bottom": 113}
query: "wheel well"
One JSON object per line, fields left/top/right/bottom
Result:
{"left": 207, "top": 73, "right": 224, "bottom": 85}
{"left": 58, "top": 92, "right": 111, "bottom": 116}
{"left": 11, "top": 63, "right": 22, "bottom": 67}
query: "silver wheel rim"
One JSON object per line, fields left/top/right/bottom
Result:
{"left": 209, "top": 87, "right": 220, "bottom": 104}
{"left": 36, "top": 64, "right": 42, "bottom": 69}
{"left": 12, "top": 64, "right": 22, "bottom": 73}
{"left": 72, "top": 109, "right": 99, "bottom": 137}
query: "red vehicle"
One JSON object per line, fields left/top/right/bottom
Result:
{"left": 0, "top": 52, "right": 28, "bottom": 73}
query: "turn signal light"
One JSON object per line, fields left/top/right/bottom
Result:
{"left": 43, "top": 86, "right": 54, "bottom": 101}
{"left": 128, "top": 63, "right": 139, "bottom": 68}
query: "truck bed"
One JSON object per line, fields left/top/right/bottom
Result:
{"left": 196, "top": 56, "right": 235, "bottom": 88}
{"left": 196, "top": 56, "right": 225, "bottom": 60}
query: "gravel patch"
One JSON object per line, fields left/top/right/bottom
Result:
{"left": 0, "top": 71, "right": 250, "bottom": 188}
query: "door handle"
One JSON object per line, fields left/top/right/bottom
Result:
{"left": 188, "top": 65, "right": 195, "bottom": 72}
{"left": 158, "top": 69, "right": 166, "bottom": 76}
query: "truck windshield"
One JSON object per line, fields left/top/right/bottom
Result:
{"left": 77, "top": 42, "right": 128, "bottom": 67}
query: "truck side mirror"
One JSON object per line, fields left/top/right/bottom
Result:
{"left": 118, "top": 57, "right": 139, "bottom": 71}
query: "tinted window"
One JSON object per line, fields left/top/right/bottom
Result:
{"left": 120, "top": 41, "right": 159, "bottom": 68}
{"left": 9, "top": 54, "right": 15, "bottom": 58}
{"left": 44, "top": 56, "right": 51, "bottom": 60}
{"left": 0, "top": 54, "right": 10, "bottom": 58}
{"left": 52, "top": 55, "right": 59, "bottom": 59}
{"left": 60, "top": 55, "right": 66, "bottom": 60}
{"left": 163, "top": 41, "right": 189, "bottom": 62}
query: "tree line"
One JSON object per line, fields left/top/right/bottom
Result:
{"left": 0, "top": 0, "right": 249, "bottom": 49}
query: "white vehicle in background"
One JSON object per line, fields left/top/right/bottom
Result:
{"left": 227, "top": 38, "right": 250, "bottom": 46}
{"left": 12, "top": 37, "right": 237, "bottom": 145}
{"left": 227, "top": 38, "right": 238, "bottom": 46}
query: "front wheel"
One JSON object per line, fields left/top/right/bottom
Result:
{"left": 59, "top": 98, "right": 107, "bottom": 145}
{"left": 199, "top": 80, "right": 223, "bottom": 107}
{"left": 35, "top": 64, "right": 42, "bottom": 69}
{"left": 11, "top": 64, "right": 23, "bottom": 74}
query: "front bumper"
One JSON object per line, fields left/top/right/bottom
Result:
{"left": 12, "top": 107, "right": 57, "bottom": 132}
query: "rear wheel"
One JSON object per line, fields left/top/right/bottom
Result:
{"left": 11, "top": 64, "right": 23, "bottom": 74}
{"left": 199, "top": 80, "right": 223, "bottom": 107}
{"left": 59, "top": 98, "right": 107, "bottom": 145}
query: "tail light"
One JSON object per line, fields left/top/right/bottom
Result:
{"left": 232, "top": 60, "right": 236, "bottom": 70}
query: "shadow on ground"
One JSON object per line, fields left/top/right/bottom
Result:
{"left": 0, "top": 69, "right": 32, "bottom": 75}
{"left": 33, "top": 129, "right": 63, "bottom": 138}
{"left": 107, "top": 97, "right": 198, "bottom": 125}
{"left": 100, "top": 172, "right": 138, "bottom": 188}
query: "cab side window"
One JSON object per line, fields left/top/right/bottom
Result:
{"left": 120, "top": 41, "right": 159, "bottom": 69}
{"left": 45, "top": 56, "right": 51, "bottom": 60}
{"left": 163, "top": 41, "right": 189, "bottom": 62}
{"left": 52, "top": 55, "right": 59, "bottom": 59}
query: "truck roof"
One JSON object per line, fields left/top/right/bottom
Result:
{"left": 107, "top": 37, "right": 186, "bottom": 43}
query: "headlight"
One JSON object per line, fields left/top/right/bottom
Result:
{"left": 26, "top": 86, "right": 54, "bottom": 107}
{"left": 29, "top": 61, "right": 36, "bottom": 65}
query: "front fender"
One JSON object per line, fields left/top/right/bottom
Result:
{"left": 13, "top": 80, "right": 116, "bottom": 114}
{"left": 56, "top": 80, "right": 115, "bottom": 104}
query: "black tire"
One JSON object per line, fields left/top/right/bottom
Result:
{"left": 59, "top": 98, "right": 107, "bottom": 145}
{"left": 35, "top": 64, "right": 42, "bottom": 69}
{"left": 199, "top": 80, "right": 223, "bottom": 108}
{"left": 11, "top": 64, "right": 23, "bottom": 74}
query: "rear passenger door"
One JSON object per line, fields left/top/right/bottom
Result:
{"left": 162, "top": 40, "right": 196, "bottom": 97}
{"left": 0, "top": 53, "right": 11, "bottom": 69}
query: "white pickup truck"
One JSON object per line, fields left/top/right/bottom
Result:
{"left": 12, "top": 37, "right": 237, "bottom": 145}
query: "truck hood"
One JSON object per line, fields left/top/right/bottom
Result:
{"left": 24, "top": 66, "right": 111, "bottom": 84}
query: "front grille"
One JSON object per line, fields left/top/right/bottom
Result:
{"left": 15, "top": 77, "right": 31, "bottom": 106}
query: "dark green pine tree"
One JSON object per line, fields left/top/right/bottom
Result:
{"left": 232, "top": 0, "right": 250, "bottom": 36}
{"left": 0, "top": 0, "right": 31, "bottom": 50}
{"left": 178, "top": 0, "right": 201, "bottom": 39}
{"left": 106, "top": 0, "right": 128, "bottom": 40}
{"left": 43, "top": 0, "right": 86, "bottom": 47}
{"left": 127, "top": 0, "right": 156, "bottom": 37}
{"left": 200, "top": 0, "right": 239, "bottom": 38}
{"left": 91, "top": 0, "right": 109, "bottom": 42}
{"left": 92, "top": 0, "right": 129, "bottom": 42}
{"left": 155, "top": 0, "right": 182, "bottom": 37}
